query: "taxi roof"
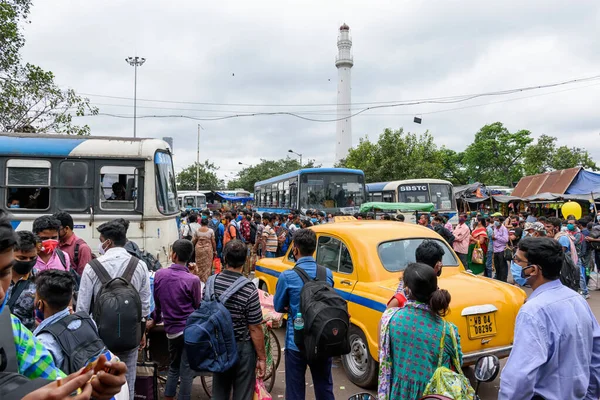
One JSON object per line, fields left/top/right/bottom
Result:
{"left": 310, "top": 220, "right": 440, "bottom": 244}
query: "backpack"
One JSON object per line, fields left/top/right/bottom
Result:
{"left": 227, "top": 223, "right": 245, "bottom": 244}
{"left": 422, "top": 322, "right": 475, "bottom": 399}
{"left": 208, "top": 219, "right": 219, "bottom": 238}
{"left": 124, "top": 241, "right": 162, "bottom": 272}
{"left": 56, "top": 249, "right": 81, "bottom": 290}
{"left": 36, "top": 311, "right": 105, "bottom": 374}
{"left": 590, "top": 227, "right": 600, "bottom": 250}
{"left": 560, "top": 252, "right": 581, "bottom": 292}
{"left": 89, "top": 256, "right": 143, "bottom": 353}
{"left": 184, "top": 274, "right": 249, "bottom": 373}
{"left": 73, "top": 239, "right": 96, "bottom": 269}
{"left": 434, "top": 225, "right": 455, "bottom": 246}
{"left": 293, "top": 266, "right": 350, "bottom": 363}
{"left": 0, "top": 308, "right": 49, "bottom": 399}
{"left": 250, "top": 222, "right": 258, "bottom": 245}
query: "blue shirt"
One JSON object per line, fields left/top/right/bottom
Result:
{"left": 499, "top": 280, "right": 600, "bottom": 400}
{"left": 273, "top": 256, "right": 334, "bottom": 352}
{"left": 558, "top": 235, "right": 571, "bottom": 253}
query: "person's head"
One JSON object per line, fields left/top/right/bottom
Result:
{"left": 432, "top": 216, "right": 444, "bottom": 226}
{"left": 32, "top": 216, "right": 61, "bottom": 257}
{"left": 262, "top": 213, "right": 272, "bottom": 225}
{"left": 254, "top": 212, "right": 261, "bottom": 223}
{"left": 403, "top": 263, "right": 451, "bottom": 317}
{"left": 97, "top": 220, "right": 128, "bottom": 253}
{"left": 0, "top": 214, "right": 19, "bottom": 310}
{"left": 566, "top": 218, "right": 577, "bottom": 232}
{"left": 13, "top": 231, "right": 39, "bottom": 276}
{"left": 477, "top": 216, "right": 487, "bottom": 228}
{"left": 8, "top": 198, "right": 19, "bottom": 208}
{"left": 458, "top": 213, "right": 467, "bottom": 225}
{"left": 114, "top": 218, "right": 131, "bottom": 234}
{"left": 223, "top": 239, "right": 247, "bottom": 270}
{"left": 188, "top": 213, "right": 198, "bottom": 223}
{"left": 246, "top": 212, "right": 252, "bottom": 221}
{"left": 300, "top": 219, "right": 313, "bottom": 228}
{"left": 418, "top": 214, "right": 430, "bottom": 226}
{"left": 515, "top": 237, "right": 563, "bottom": 289}
{"left": 225, "top": 212, "right": 233, "bottom": 222}
{"left": 112, "top": 182, "right": 125, "bottom": 197}
{"left": 395, "top": 214, "right": 405, "bottom": 222}
{"left": 545, "top": 217, "right": 562, "bottom": 236}
{"left": 531, "top": 222, "right": 547, "bottom": 237}
{"left": 494, "top": 216, "right": 504, "bottom": 227}
{"left": 35, "top": 269, "right": 74, "bottom": 318}
{"left": 52, "top": 211, "right": 75, "bottom": 242}
{"left": 292, "top": 229, "right": 317, "bottom": 259}
{"left": 382, "top": 214, "right": 391, "bottom": 221}
{"left": 171, "top": 239, "right": 194, "bottom": 265}
{"left": 415, "top": 240, "right": 445, "bottom": 276}
{"left": 577, "top": 219, "right": 587, "bottom": 230}
{"left": 213, "top": 211, "right": 221, "bottom": 220}
{"left": 537, "top": 216, "right": 547, "bottom": 224}
{"left": 200, "top": 214, "right": 209, "bottom": 226}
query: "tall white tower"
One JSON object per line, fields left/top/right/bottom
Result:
{"left": 335, "top": 23, "right": 353, "bottom": 164}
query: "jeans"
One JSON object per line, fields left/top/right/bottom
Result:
{"left": 456, "top": 253, "right": 469, "bottom": 268}
{"left": 114, "top": 347, "right": 138, "bottom": 400}
{"left": 579, "top": 262, "right": 589, "bottom": 296}
{"left": 493, "top": 252, "right": 508, "bottom": 282}
{"left": 165, "top": 335, "right": 194, "bottom": 400}
{"left": 212, "top": 341, "right": 256, "bottom": 400}
{"left": 266, "top": 251, "right": 276, "bottom": 258}
{"left": 284, "top": 349, "right": 334, "bottom": 400}
{"left": 485, "top": 247, "right": 494, "bottom": 278}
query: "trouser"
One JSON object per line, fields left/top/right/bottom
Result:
{"left": 165, "top": 335, "right": 194, "bottom": 400}
{"left": 284, "top": 349, "right": 334, "bottom": 400}
{"left": 266, "top": 251, "right": 276, "bottom": 258}
{"left": 485, "top": 247, "right": 494, "bottom": 278}
{"left": 114, "top": 347, "right": 138, "bottom": 400}
{"left": 212, "top": 341, "right": 256, "bottom": 400}
{"left": 456, "top": 252, "right": 468, "bottom": 268}
{"left": 493, "top": 252, "right": 508, "bottom": 282}
{"left": 579, "top": 261, "right": 589, "bottom": 296}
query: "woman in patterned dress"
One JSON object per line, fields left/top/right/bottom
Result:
{"left": 192, "top": 215, "right": 216, "bottom": 283}
{"left": 378, "top": 262, "right": 463, "bottom": 400}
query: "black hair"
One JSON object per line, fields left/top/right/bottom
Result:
{"left": 225, "top": 212, "right": 233, "bottom": 221}
{"left": 396, "top": 214, "right": 405, "bottom": 222}
{"left": 518, "top": 237, "right": 562, "bottom": 280}
{"left": 213, "top": 211, "right": 221, "bottom": 218}
{"left": 415, "top": 240, "right": 445, "bottom": 268}
{"left": 477, "top": 216, "right": 487, "bottom": 227}
{"left": 577, "top": 219, "right": 587, "bottom": 227}
{"left": 537, "top": 216, "right": 547, "bottom": 223}
{"left": 403, "top": 262, "right": 451, "bottom": 317}
{"left": 420, "top": 214, "right": 430, "bottom": 222}
{"left": 36, "top": 269, "right": 74, "bottom": 310}
{"left": 498, "top": 216, "right": 505, "bottom": 222}
{"left": 262, "top": 213, "right": 272, "bottom": 222}
{"left": 97, "top": 220, "right": 127, "bottom": 246}
{"left": 188, "top": 214, "right": 198, "bottom": 223}
{"left": 172, "top": 239, "right": 194, "bottom": 263}
{"left": 223, "top": 239, "right": 247, "bottom": 268}
{"left": 15, "top": 231, "right": 38, "bottom": 253}
{"left": 293, "top": 229, "right": 316, "bottom": 257}
{"left": 254, "top": 212, "right": 261, "bottom": 220}
{"left": 32, "top": 216, "right": 61, "bottom": 234}
{"left": 548, "top": 217, "right": 562, "bottom": 229}
{"left": 114, "top": 218, "right": 131, "bottom": 233}
{"left": 200, "top": 215, "right": 209, "bottom": 225}
{"left": 432, "top": 216, "right": 444, "bottom": 223}
{"left": 52, "top": 211, "right": 74, "bottom": 230}
{"left": 0, "top": 212, "right": 18, "bottom": 253}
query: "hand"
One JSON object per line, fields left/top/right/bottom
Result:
{"left": 23, "top": 370, "right": 94, "bottom": 400}
{"left": 139, "top": 332, "right": 147, "bottom": 349}
{"left": 146, "top": 319, "right": 156, "bottom": 332}
{"left": 188, "top": 262, "right": 197, "bottom": 273}
{"left": 256, "top": 359, "right": 266, "bottom": 379}
{"left": 90, "top": 355, "right": 128, "bottom": 400}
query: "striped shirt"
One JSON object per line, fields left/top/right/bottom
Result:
{"left": 263, "top": 225, "right": 278, "bottom": 253}
{"left": 213, "top": 270, "right": 263, "bottom": 342}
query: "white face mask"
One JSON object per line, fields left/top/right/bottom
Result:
{"left": 98, "top": 240, "right": 109, "bottom": 255}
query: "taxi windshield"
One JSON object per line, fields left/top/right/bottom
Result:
{"left": 378, "top": 238, "right": 459, "bottom": 272}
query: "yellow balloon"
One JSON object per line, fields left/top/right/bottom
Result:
{"left": 561, "top": 201, "right": 582, "bottom": 220}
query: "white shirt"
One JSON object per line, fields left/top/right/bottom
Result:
{"left": 78, "top": 247, "right": 151, "bottom": 317}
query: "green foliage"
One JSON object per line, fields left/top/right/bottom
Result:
{"left": 227, "top": 157, "right": 319, "bottom": 191}
{"left": 523, "top": 134, "right": 597, "bottom": 175}
{"left": 0, "top": 0, "right": 97, "bottom": 135}
{"left": 176, "top": 160, "right": 224, "bottom": 191}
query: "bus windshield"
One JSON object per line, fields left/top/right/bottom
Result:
{"left": 155, "top": 152, "right": 178, "bottom": 214}
{"left": 300, "top": 173, "right": 365, "bottom": 211}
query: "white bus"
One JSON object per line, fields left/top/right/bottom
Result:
{"left": 178, "top": 191, "right": 207, "bottom": 210}
{"left": 366, "top": 178, "right": 458, "bottom": 223}
{"left": 0, "top": 133, "right": 179, "bottom": 264}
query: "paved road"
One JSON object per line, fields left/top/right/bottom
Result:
{"left": 163, "top": 281, "right": 600, "bottom": 399}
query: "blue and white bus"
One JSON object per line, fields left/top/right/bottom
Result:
{"left": 0, "top": 133, "right": 179, "bottom": 264}
{"left": 254, "top": 168, "right": 366, "bottom": 214}
{"left": 366, "top": 178, "right": 458, "bottom": 223}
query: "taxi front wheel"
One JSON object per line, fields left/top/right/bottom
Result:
{"left": 341, "top": 326, "right": 378, "bottom": 388}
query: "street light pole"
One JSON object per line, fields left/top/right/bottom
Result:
{"left": 125, "top": 56, "right": 146, "bottom": 138}
{"left": 288, "top": 149, "right": 303, "bottom": 169}
{"left": 196, "top": 124, "right": 204, "bottom": 192}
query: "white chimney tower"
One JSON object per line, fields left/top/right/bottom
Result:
{"left": 335, "top": 23, "right": 353, "bottom": 164}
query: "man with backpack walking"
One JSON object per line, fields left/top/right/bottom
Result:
{"left": 273, "top": 229, "right": 338, "bottom": 400}
{"left": 209, "top": 240, "right": 266, "bottom": 400}
{"left": 54, "top": 211, "right": 93, "bottom": 275}
{"left": 78, "top": 220, "right": 151, "bottom": 399}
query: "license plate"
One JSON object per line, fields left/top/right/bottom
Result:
{"left": 467, "top": 312, "right": 497, "bottom": 339}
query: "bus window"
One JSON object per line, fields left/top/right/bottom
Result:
{"left": 430, "top": 183, "right": 454, "bottom": 210}
{"left": 382, "top": 191, "right": 395, "bottom": 203}
{"left": 398, "top": 184, "right": 429, "bottom": 203}
{"left": 100, "top": 166, "right": 139, "bottom": 211}
{"left": 59, "top": 161, "right": 90, "bottom": 211}
{"left": 5, "top": 159, "right": 51, "bottom": 210}
{"left": 155, "top": 152, "right": 178, "bottom": 215}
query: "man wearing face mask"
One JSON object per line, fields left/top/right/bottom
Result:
{"left": 499, "top": 237, "right": 600, "bottom": 400}
{"left": 32, "top": 215, "right": 71, "bottom": 272}
{"left": 492, "top": 216, "right": 509, "bottom": 282}
{"left": 453, "top": 213, "right": 471, "bottom": 268}
{"left": 6, "top": 231, "right": 39, "bottom": 331}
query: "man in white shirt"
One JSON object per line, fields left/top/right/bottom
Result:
{"left": 78, "top": 219, "right": 151, "bottom": 399}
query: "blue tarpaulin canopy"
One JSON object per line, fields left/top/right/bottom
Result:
{"left": 566, "top": 170, "right": 600, "bottom": 195}
{"left": 215, "top": 192, "right": 254, "bottom": 203}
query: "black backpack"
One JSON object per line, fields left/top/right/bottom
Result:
{"left": 434, "top": 225, "right": 455, "bottom": 246}
{"left": 124, "top": 241, "right": 162, "bottom": 272}
{"left": 250, "top": 222, "right": 257, "bottom": 245}
{"left": 293, "top": 266, "right": 350, "bottom": 363}
{"left": 90, "top": 257, "right": 143, "bottom": 353}
{"left": 36, "top": 311, "right": 105, "bottom": 374}
{"left": 560, "top": 253, "right": 581, "bottom": 292}
{"left": 0, "top": 308, "right": 49, "bottom": 399}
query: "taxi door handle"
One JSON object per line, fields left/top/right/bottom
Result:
{"left": 340, "top": 280, "right": 353, "bottom": 286}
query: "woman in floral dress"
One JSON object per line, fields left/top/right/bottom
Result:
{"left": 378, "top": 262, "right": 463, "bottom": 400}
{"left": 192, "top": 215, "right": 216, "bottom": 283}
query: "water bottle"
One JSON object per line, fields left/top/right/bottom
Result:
{"left": 293, "top": 312, "right": 304, "bottom": 349}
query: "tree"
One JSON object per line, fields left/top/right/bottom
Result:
{"left": 337, "top": 128, "right": 446, "bottom": 182}
{"left": 0, "top": 0, "right": 97, "bottom": 135}
{"left": 176, "top": 160, "right": 224, "bottom": 190}
{"left": 227, "top": 157, "right": 319, "bottom": 191}
{"left": 523, "top": 134, "right": 597, "bottom": 175}
{"left": 439, "top": 148, "right": 469, "bottom": 185}
{"left": 462, "top": 122, "right": 533, "bottom": 186}
{"left": 551, "top": 145, "right": 598, "bottom": 171}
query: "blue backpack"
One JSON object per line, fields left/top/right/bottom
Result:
{"left": 184, "top": 274, "right": 249, "bottom": 373}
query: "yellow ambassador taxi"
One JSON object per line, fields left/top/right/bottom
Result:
{"left": 255, "top": 218, "right": 527, "bottom": 388}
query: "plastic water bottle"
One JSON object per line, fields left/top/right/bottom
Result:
{"left": 293, "top": 312, "right": 304, "bottom": 348}
{"left": 293, "top": 313, "right": 304, "bottom": 331}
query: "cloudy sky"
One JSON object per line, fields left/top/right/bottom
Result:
{"left": 21, "top": 0, "right": 600, "bottom": 182}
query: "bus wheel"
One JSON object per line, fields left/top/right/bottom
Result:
{"left": 341, "top": 325, "right": 378, "bottom": 388}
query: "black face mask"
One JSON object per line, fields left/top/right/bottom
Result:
{"left": 13, "top": 259, "right": 37, "bottom": 275}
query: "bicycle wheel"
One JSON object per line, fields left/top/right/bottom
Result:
{"left": 269, "top": 329, "right": 282, "bottom": 372}
{"left": 200, "top": 374, "right": 213, "bottom": 398}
